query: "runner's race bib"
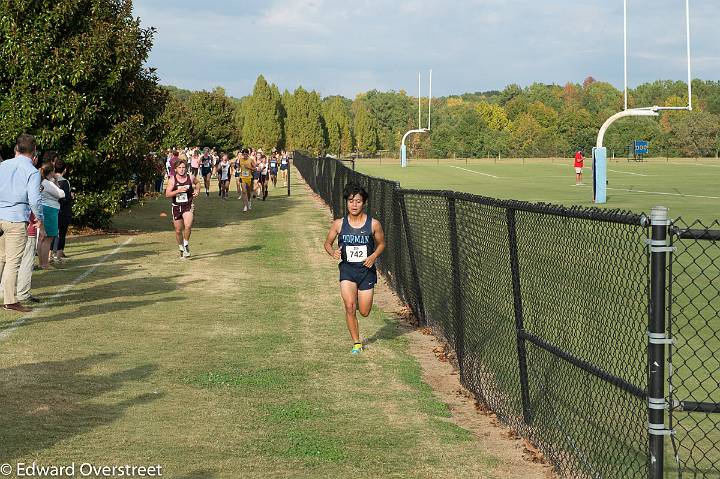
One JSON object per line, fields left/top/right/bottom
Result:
{"left": 241, "top": 171, "right": 251, "bottom": 177}
{"left": 281, "top": 160, "right": 287, "bottom": 165}
{"left": 345, "top": 245, "right": 367, "bottom": 263}
{"left": 176, "top": 192, "right": 189, "bottom": 203}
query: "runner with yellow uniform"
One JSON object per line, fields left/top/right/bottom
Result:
{"left": 238, "top": 149, "right": 254, "bottom": 211}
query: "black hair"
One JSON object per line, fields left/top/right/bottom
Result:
{"left": 42, "top": 150, "right": 59, "bottom": 164}
{"left": 342, "top": 183, "right": 368, "bottom": 204}
{"left": 54, "top": 158, "right": 67, "bottom": 173}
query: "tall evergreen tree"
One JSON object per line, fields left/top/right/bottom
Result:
{"left": 322, "top": 96, "right": 353, "bottom": 156}
{"left": 243, "top": 75, "right": 283, "bottom": 151}
{"left": 353, "top": 103, "right": 378, "bottom": 154}
{"left": 285, "top": 87, "right": 325, "bottom": 155}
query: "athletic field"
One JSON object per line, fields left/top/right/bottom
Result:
{"left": 355, "top": 157, "right": 720, "bottom": 223}
{"left": 0, "top": 174, "right": 550, "bottom": 479}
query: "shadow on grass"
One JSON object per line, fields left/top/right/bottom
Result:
{"left": 189, "top": 244, "right": 263, "bottom": 260}
{"left": 0, "top": 272, "right": 181, "bottom": 332}
{"left": 174, "top": 470, "right": 216, "bottom": 479}
{"left": 18, "top": 297, "right": 182, "bottom": 329}
{"left": 365, "top": 316, "right": 408, "bottom": 345}
{"left": 112, "top": 181, "right": 305, "bottom": 234}
{"left": 0, "top": 352, "right": 161, "bottom": 461}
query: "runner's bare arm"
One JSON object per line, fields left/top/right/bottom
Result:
{"left": 364, "top": 219, "right": 385, "bottom": 268}
{"left": 165, "top": 176, "right": 176, "bottom": 198}
{"left": 324, "top": 219, "right": 342, "bottom": 259}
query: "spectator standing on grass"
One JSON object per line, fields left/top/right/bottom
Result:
{"left": 52, "top": 159, "right": 73, "bottom": 262}
{"left": 0, "top": 211, "right": 41, "bottom": 304}
{"left": 38, "top": 160, "right": 65, "bottom": 269}
{"left": 0, "top": 134, "right": 46, "bottom": 313}
{"left": 574, "top": 148, "right": 585, "bottom": 185}
{"left": 168, "top": 149, "right": 180, "bottom": 178}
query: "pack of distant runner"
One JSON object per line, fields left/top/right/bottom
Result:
{"left": 163, "top": 148, "right": 387, "bottom": 356}
{"left": 163, "top": 146, "right": 290, "bottom": 258}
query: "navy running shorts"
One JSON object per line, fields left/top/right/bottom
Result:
{"left": 201, "top": 167, "right": 212, "bottom": 177}
{"left": 339, "top": 263, "right": 377, "bottom": 291}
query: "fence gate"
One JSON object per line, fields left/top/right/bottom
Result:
{"left": 668, "top": 219, "right": 720, "bottom": 478}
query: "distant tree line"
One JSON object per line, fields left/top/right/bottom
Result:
{"left": 163, "top": 75, "right": 720, "bottom": 160}
{"left": 2, "top": 0, "right": 717, "bottom": 228}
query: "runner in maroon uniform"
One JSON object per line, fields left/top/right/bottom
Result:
{"left": 165, "top": 159, "right": 199, "bottom": 258}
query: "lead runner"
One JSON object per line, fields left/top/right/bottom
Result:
{"left": 324, "top": 183, "right": 386, "bottom": 355}
{"left": 165, "top": 158, "right": 199, "bottom": 258}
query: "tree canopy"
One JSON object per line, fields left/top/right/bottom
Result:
{"left": 0, "top": 0, "right": 167, "bottom": 226}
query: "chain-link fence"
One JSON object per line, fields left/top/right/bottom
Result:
{"left": 668, "top": 220, "right": 720, "bottom": 478}
{"left": 294, "top": 153, "right": 719, "bottom": 478}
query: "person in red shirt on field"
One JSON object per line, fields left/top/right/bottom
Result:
{"left": 574, "top": 148, "right": 585, "bottom": 185}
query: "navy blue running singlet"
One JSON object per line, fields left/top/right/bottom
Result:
{"left": 338, "top": 215, "right": 375, "bottom": 267}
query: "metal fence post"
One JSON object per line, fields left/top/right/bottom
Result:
{"left": 287, "top": 158, "right": 291, "bottom": 196}
{"left": 648, "top": 206, "right": 672, "bottom": 478}
{"left": 447, "top": 197, "right": 466, "bottom": 369}
{"left": 506, "top": 208, "right": 532, "bottom": 425}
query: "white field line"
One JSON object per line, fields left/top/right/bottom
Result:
{"left": 668, "top": 162, "right": 720, "bottom": 168}
{"left": 552, "top": 164, "right": 649, "bottom": 176}
{"left": 607, "top": 169, "right": 649, "bottom": 177}
{"left": 0, "top": 237, "right": 134, "bottom": 342}
{"left": 606, "top": 187, "right": 720, "bottom": 200}
{"left": 449, "top": 165, "right": 500, "bottom": 178}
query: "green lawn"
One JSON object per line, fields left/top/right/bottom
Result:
{"left": 0, "top": 173, "right": 536, "bottom": 479}
{"left": 356, "top": 157, "right": 720, "bottom": 222}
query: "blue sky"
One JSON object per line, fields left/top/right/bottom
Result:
{"left": 133, "top": 0, "right": 719, "bottom": 99}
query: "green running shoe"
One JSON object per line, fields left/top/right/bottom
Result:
{"left": 351, "top": 343, "right": 363, "bottom": 355}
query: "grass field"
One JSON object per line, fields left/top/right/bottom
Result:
{"left": 0, "top": 173, "right": 550, "bottom": 479}
{"left": 355, "top": 157, "right": 720, "bottom": 223}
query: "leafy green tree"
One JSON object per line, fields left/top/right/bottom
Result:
{"left": 527, "top": 101, "right": 559, "bottom": 129}
{"left": 475, "top": 102, "right": 510, "bottom": 131}
{"left": 284, "top": 87, "right": 325, "bottom": 155}
{"left": 498, "top": 84, "right": 523, "bottom": 106}
{"left": 243, "top": 75, "right": 283, "bottom": 151}
{"left": 159, "top": 95, "right": 198, "bottom": 149}
{"left": 582, "top": 81, "right": 623, "bottom": 116}
{"left": 0, "top": 0, "right": 166, "bottom": 226}
{"left": 187, "top": 87, "right": 240, "bottom": 151}
{"left": 604, "top": 117, "right": 664, "bottom": 158}
{"left": 509, "top": 113, "right": 559, "bottom": 157}
{"left": 503, "top": 95, "right": 530, "bottom": 120}
{"left": 526, "top": 83, "right": 564, "bottom": 110}
{"left": 666, "top": 110, "right": 720, "bottom": 157}
{"left": 360, "top": 90, "right": 415, "bottom": 151}
{"left": 558, "top": 106, "right": 596, "bottom": 154}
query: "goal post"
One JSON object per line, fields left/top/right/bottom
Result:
{"left": 594, "top": 0, "right": 692, "bottom": 204}
{"left": 401, "top": 70, "right": 432, "bottom": 168}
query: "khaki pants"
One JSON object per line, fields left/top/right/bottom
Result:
{"left": 0, "top": 220, "right": 28, "bottom": 305}
{"left": 0, "top": 235, "right": 35, "bottom": 301}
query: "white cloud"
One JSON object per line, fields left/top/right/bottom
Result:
{"left": 134, "top": 0, "right": 719, "bottom": 98}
